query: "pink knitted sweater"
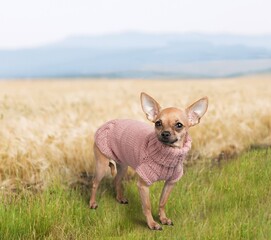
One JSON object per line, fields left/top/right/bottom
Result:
{"left": 95, "top": 119, "right": 192, "bottom": 186}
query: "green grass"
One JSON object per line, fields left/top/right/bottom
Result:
{"left": 1, "top": 149, "right": 271, "bottom": 239}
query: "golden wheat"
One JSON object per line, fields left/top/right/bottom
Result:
{"left": 0, "top": 75, "right": 270, "bottom": 190}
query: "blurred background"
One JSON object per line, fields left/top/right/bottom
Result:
{"left": 0, "top": 0, "right": 271, "bottom": 79}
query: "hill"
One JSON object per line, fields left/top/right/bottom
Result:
{"left": 0, "top": 32, "right": 271, "bottom": 78}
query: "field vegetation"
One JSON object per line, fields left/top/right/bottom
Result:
{"left": 0, "top": 74, "right": 270, "bottom": 190}
{"left": 0, "top": 149, "right": 270, "bottom": 239}
{"left": 0, "top": 74, "right": 271, "bottom": 239}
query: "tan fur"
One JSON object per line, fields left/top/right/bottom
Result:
{"left": 90, "top": 92, "right": 208, "bottom": 230}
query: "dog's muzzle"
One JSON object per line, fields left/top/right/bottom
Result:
{"left": 159, "top": 131, "right": 178, "bottom": 145}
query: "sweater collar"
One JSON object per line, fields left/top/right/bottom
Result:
{"left": 146, "top": 132, "right": 192, "bottom": 167}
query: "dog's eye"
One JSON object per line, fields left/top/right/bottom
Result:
{"left": 155, "top": 120, "right": 162, "bottom": 127}
{"left": 175, "top": 122, "right": 183, "bottom": 129}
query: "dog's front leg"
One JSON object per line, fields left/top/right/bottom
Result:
{"left": 137, "top": 178, "right": 162, "bottom": 230}
{"left": 159, "top": 181, "right": 175, "bottom": 225}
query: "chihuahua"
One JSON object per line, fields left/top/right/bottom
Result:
{"left": 90, "top": 92, "right": 208, "bottom": 230}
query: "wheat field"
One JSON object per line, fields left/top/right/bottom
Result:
{"left": 0, "top": 74, "right": 270, "bottom": 190}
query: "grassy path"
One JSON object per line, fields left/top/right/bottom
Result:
{"left": 1, "top": 148, "right": 270, "bottom": 239}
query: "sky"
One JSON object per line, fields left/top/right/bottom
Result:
{"left": 1, "top": 0, "right": 271, "bottom": 49}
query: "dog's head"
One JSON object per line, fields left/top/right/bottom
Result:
{"left": 140, "top": 92, "right": 208, "bottom": 148}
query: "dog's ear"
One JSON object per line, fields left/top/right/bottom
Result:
{"left": 140, "top": 92, "right": 161, "bottom": 122}
{"left": 186, "top": 97, "right": 208, "bottom": 127}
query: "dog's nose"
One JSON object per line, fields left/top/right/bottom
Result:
{"left": 161, "top": 131, "right": 171, "bottom": 138}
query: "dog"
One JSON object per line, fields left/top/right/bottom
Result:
{"left": 90, "top": 92, "right": 208, "bottom": 230}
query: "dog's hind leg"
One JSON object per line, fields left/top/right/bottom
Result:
{"left": 89, "top": 144, "right": 110, "bottom": 209}
{"left": 114, "top": 163, "right": 128, "bottom": 204}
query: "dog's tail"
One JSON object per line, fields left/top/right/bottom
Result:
{"left": 109, "top": 160, "right": 117, "bottom": 177}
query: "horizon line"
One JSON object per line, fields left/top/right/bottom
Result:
{"left": 1, "top": 30, "right": 271, "bottom": 51}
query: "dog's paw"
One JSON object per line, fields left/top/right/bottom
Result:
{"left": 116, "top": 197, "right": 129, "bottom": 204}
{"left": 120, "top": 199, "right": 129, "bottom": 204}
{"left": 89, "top": 202, "right": 98, "bottom": 209}
{"left": 148, "top": 221, "right": 163, "bottom": 231}
{"left": 160, "top": 217, "right": 174, "bottom": 226}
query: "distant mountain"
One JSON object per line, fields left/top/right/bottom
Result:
{"left": 1, "top": 32, "right": 271, "bottom": 78}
